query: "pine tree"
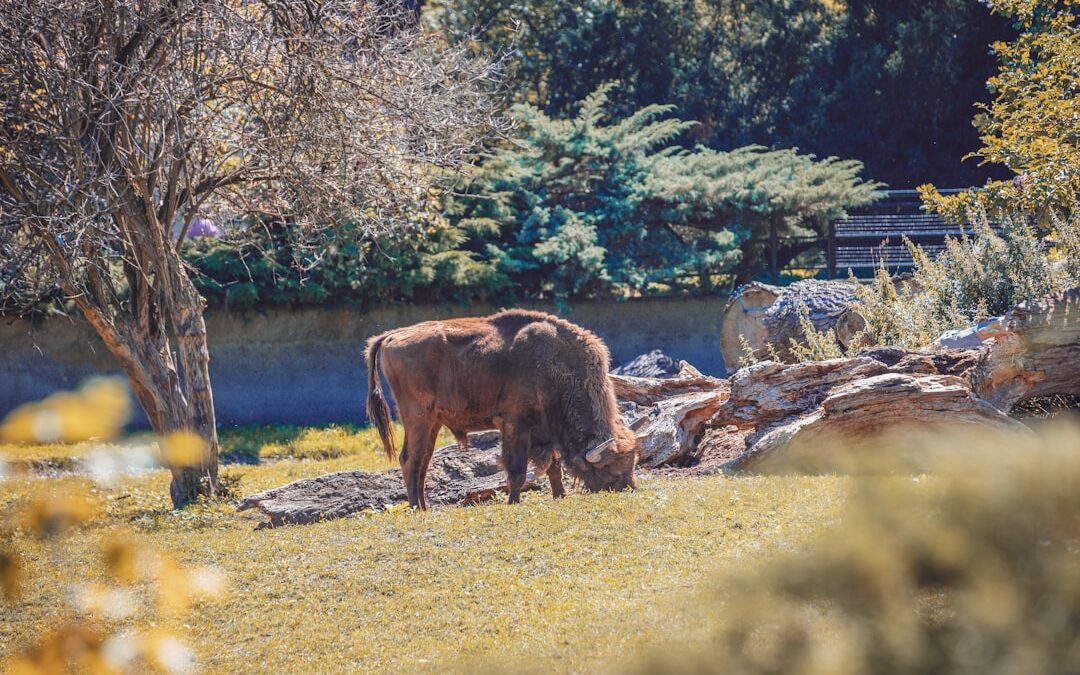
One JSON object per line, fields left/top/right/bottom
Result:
{"left": 448, "top": 85, "right": 882, "bottom": 296}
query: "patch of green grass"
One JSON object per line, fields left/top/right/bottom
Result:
{"left": 218, "top": 423, "right": 395, "bottom": 463}
{"left": 0, "top": 459, "right": 849, "bottom": 674}
{"left": 1, "top": 424, "right": 454, "bottom": 472}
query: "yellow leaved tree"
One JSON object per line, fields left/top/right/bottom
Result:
{"left": 920, "top": 0, "right": 1079, "bottom": 222}
{"left": 1, "top": 379, "right": 229, "bottom": 674}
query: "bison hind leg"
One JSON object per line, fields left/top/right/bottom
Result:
{"left": 452, "top": 429, "right": 470, "bottom": 450}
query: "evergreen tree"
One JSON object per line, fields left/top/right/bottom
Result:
{"left": 448, "top": 85, "right": 882, "bottom": 296}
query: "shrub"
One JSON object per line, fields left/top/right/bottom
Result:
{"left": 448, "top": 84, "right": 880, "bottom": 299}
{"left": 852, "top": 210, "right": 1080, "bottom": 349}
{"left": 184, "top": 215, "right": 511, "bottom": 310}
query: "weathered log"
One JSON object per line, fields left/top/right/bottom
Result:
{"left": 612, "top": 350, "right": 682, "bottom": 378}
{"left": 723, "top": 371, "right": 1025, "bottom": 472}
{"left": 610, "top": 369, "right": 727, "bottom": 407}
{"left": 762, "top": 280, "right": 868, "bottom": 362}
{"left": 712, "top": 288, "right": 1079, "bottom": 472}
{"left": 631, "top": 389, "right": 730, "bottom": 467}
{"left": 611, "top": 368, "right": 730, "bottom": 466}
{"left": 719, "top": 282, "right": 781, "bottom": 370}
{"left": 970, "top": 287, "right": 1080, "bottom": 410}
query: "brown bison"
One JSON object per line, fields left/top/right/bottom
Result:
{"left": 365, "top": 309, "right": 638, "bottom": 509}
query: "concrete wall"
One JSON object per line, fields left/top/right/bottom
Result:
{"left": 0, "top": 297, "right": 728, "bottom": 426}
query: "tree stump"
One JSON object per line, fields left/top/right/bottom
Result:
{"left": 719, "top": 282, "right": 780, "bottom": 370}
{"left": 721, "top": 280, "right": 868, "bottom": 369}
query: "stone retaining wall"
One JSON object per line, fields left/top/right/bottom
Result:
{"left": 0, "top": 297, "right": 727, "bottom": 426}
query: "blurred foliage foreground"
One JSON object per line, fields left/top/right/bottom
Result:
{"left": 2, "top": 379, "right": 1080, "bottom": 673}
{"left": 638, "top": 423, "right": 1080, "bottom": 675}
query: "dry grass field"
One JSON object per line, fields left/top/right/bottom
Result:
{"left": 0, "top": 426, "right": 849, "bottom": 673}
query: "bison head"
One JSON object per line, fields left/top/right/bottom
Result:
{"left": 571, "top": 426, "right": 638, "bottom": 492}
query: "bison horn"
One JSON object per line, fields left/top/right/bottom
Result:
{"left": 585, "top": 437, "right": 616, "bottom": 463}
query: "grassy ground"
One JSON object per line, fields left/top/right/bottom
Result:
{"left": 0, "top": 426, "right": 850, "bottom": 673}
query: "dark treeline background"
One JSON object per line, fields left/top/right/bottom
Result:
{"left": 10, "top": 0, "right": 1020, "bottom": 315}
{"left": 176, "top": 0, "right": 1017, "bottom": 308}
{"left": 429, "top": 0, "right": 1012, "bottom": 188}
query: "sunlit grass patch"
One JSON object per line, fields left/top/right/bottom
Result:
{"left": 0, "top": 465, "right": 850, "bottom": 674}
{"left": 0, "top": 440, "right": 101, "bottom": 466}
{"left": 220, "top": 423, "right": 453, "bottom": 464}
{"left": 9, "top": 419, "right": 1078, "bottom": 674}
{"left": 0, "top": 423, "right": 450, "bottom": 477}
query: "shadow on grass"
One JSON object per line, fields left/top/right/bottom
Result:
{"left": 217, "top": 423, "right": 385, "bottom": 465}
{"left": 217, "top": 424, "right": 310, "bottom": 464}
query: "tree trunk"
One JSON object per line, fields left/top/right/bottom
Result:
{"left": 113, "top": 316, "right": 219, "bottom": 507}
{"left": 68, "top": 270, "right": 219, "bottom": 507}
{"left": 171, "top": 281, "right": 220, "bottom": 506}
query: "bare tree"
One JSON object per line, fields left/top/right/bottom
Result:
{"left": 0, "top": 0, "right": 502, "bottom": 506}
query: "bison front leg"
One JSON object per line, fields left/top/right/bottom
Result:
{"left": 546, "top": 457, "right": 566, "bottom": 499}
{"left": 501, "top": 421, "right": 530, "bottom": 505}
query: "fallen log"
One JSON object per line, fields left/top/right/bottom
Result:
{"left": 612, "top": 350, "right": 682, "bottom": 378}
{"left": 971, "top": 287, "right": 1080, "bottom": 410}
{"left": 719, "top": 282, "right": 781, "bottom": 370}
{"left": 761, "top": 280, "right": 868, "bottom": 361}
{"left": 610, "top": 367, "right": 730, "bottom": 466}
{"left": 722, "top": 371, "right": 1026, "bottom": 472}
{"left": 721, "top": 280, "right": 869, "bottom": 369}
{"left": 712, "top": 288, "right": 1079, "bottom": 472}
{"left": 610, "top": 370, "right": 726, "bottom": 407}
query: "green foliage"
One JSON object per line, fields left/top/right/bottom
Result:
{"left": 448, "top": 85, "right": 880, "bottom": 298}
{"left": 787, "top": 304, "right": 847, "bottom": 362}
{"left": 922, "top": 0, "right": 1080, "bottom": 220}
{"left": 428, "top": 0, "right": 1007, "bottom": 187}
{"left": 852, "top": 210, "right": 1080, "bottom": 348}
{"left": 636, "top": 423, "right": 1080, "bottom": 675}
{"left": 183, "top": 213, "right": 510, "bottom": 310}
{"left": 448, "top": 85, "right": 740, "bottom": 297}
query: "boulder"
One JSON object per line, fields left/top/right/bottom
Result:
{"left": 612, "top": 350, "right": 682, "bottom": 378}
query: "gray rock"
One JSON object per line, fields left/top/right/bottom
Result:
{"left": 612, "top": 350, "right": 681, "bottom": 379}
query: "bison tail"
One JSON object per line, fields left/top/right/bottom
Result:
{"left": 366, "top": 334, "right": 396, "bottom": 461}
